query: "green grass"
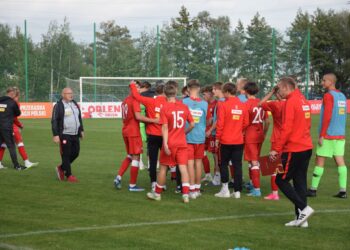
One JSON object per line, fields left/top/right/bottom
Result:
{"left": 0, "top": 116, "right": 349, "bottom": 250}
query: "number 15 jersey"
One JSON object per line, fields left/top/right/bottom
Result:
{"left": 159, "top": 101, "right": 194, "bottom": 148}
{"left": 245, "top": 98, "right": 268, "bottom": 144}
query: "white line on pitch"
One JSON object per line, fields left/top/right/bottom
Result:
{"left": 0, "top": 209, "right": 349, "bottom": 239}
{"left": 0, "top": 242, "right": 33, "bottom": 250}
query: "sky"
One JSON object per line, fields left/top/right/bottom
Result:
{"left": 0, "top": 0, "right": 348, "bottom": 43}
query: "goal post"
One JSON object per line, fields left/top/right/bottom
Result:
{"left": 77, "top": 77, "right": 187, "bottom": 104}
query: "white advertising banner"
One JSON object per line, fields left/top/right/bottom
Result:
{"left": 80, "top": 102, "right": 122, "bottom": 118}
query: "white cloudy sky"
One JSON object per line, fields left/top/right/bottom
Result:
{"left": 0, "top": 0, "right": 348, "bottom": 43}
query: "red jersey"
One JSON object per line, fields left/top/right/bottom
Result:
{"left": 245, "top": 98, "right": 268, "bottom": 143}
{"left": 160, "top": 101, "right": 194, "bottom": 148}
{"left": 274, "top": 89, "right": 313, "bottom": 153}
{"left": 14, "top": 102, "right": 23, "bottom": 129}
{"left": 130, "top": 83, "right": 167, "bottom": 136}
{"left": 206, "top": 99, "right": 217, "bottom": 131}
{"left": 261, "top": 100, "right": 285, "bottom": 144}
{"left": 216, "top": 96, "right": 249, "bottom": 145}
{"left": 121, "top": 95, "right": 141, "bottom": 137}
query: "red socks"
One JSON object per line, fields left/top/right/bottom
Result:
{"left": 18, "top": 146, "right": 28, "bottom": 161}
{"left": 0, "top": 147, "right": 4, "bottom": 161}
{"left": 251, "top": 166, "right": 260, "bottom": 189}
{"left": 271, "top": 174, "right": 278, "bottom": 191}
{"left": 118, "top": 156, "right": 131, "bottom": 177}
{"left": 155, "top": 183, "right": 164, "bottom": 194}
{"left": 202, "top": 155, "right": 210, "bottom": 174}
{"left": 182, "top": 183, "right": 190, "bottom": 195}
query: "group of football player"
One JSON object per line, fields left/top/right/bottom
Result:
{"left": 114, "top": 73, "right": 348, "bottom": 226}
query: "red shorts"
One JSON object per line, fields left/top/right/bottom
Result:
{"left": 159, "top": 146, "right": 188, "bottom": 166}
{"left": 244, "top": 143, "right": 262, "bottom": 161}
{"left": 205, "top": 136, "right": 217, "bottom": 153}
{"left": 12, "top": 126, "right": 23, "bottom": 144}
{"left": 187, "top": 143, "right": 205, "bottom": 160}
{"left": 123, "top": 136, "right": 143, "bottom": 155}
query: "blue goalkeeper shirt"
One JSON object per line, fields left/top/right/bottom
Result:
{"left": 183, "top": 97, "right": 208, "bottom": 144}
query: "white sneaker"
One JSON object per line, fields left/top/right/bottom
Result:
{"left": 231, "top": 191, "right": 241, "bottom": 199}
{"left": 295, "top": 206, "right": 314, "bottom": 226}
{"left": 182, "top": 194, "right": 190, "bottom": 203}
{"left": 214, "top": 187, "right": 230, "bottom": 198}
{"left": 147, "top": 192, "right": 161, "bottom": 201}
{"left": 25, "top": 160, "right": 39, "bottom": 169}
{"left": 189, "top": 192, "right": 197, "bottom": 199}
{"left": 0, "top": 162, "right": 6, "bottom": 170}
{"left": 201, "top": 174, "right": 213, "bottom": 182}
{"left": 285, "top": 219, "right": 308, "bottom": 228}
{"left": 196, "top": 191, "right": 202, "bottom": 198}
{"left": 212, "top": 174, "right": 221, "bottom": 186}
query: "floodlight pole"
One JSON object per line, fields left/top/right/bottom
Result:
{"left": 93, "top": 22, "right": 97, "bottom": 102}
{"left": 272, "top": 28, "right": 276, "bottom": 86}
{"left": 157, "top": 25, "right": 160, "bottom": 77}
{"left": 306, "top": 28, "right": 310, "bottom": 100}
{"left": 215, "top": 29, "right": 219, "bottom": 81}
{"left": 24, "top": 20, "right": 28, "bottom": 102}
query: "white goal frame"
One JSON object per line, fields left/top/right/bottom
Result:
{"left": 78, "top": 76, "right": 187, "bottom": 104}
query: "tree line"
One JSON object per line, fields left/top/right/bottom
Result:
{"left": 0, "top": 6, "right": 349, "bottom": 101}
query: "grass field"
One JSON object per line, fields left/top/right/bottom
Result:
{"left": 0, "top": 116, "right": 349, "bottom": 250}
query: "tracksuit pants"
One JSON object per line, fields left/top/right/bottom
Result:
{"left": 276, "top": 149, "right": 312, "bottom": 216}
{"left": 147, "top": 134, "right": 163, "bottom": 183}
{"left": 0, "top": 129, "right": 20, "bottom": 168}
{"left": 60, "top": 134, "right": 80, "bottom": 177}
{"left": 220, "top": 144, "right": 244, "bottom": 192}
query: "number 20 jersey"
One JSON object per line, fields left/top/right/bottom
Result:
{"left": 245, "top": 98, "right": 268, "bottom": 144}
{"left": 159, "top": 101, "right": 194, "bottom": 148}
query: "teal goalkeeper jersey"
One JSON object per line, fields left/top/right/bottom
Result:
{"left": 183, "top": 97, "right": 208, "bottom": 144}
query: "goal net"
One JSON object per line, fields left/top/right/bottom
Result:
{"left": 65, "top": 77, "right": 187, "bottom": 118}
{"left": 66, "top": 77, "right": 187, "bottom": 103}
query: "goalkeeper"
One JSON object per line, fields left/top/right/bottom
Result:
{"left": 307, "top": 73, "right": 347, "bottom": 199}
{"left": 138, "top": 81, "right": 154, "bottom": 169}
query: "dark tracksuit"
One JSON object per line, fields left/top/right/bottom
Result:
{"left": 0, "top": 96, "right": 21, "bottom": 168}
{"left": 51, "top": 99, "right": 84, "bottom": 177}
{"left": 274, "top": 89, "right": 313, "bottom": 217}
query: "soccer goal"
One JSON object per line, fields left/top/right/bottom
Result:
{"left": 66, "top": 77, "right": 187, "bottom": 104}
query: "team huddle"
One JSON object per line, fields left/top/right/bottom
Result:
{"left": 114, "top": 73, "right": 347, "bottom": 227}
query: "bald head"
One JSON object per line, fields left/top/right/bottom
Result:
{"left": 322, "top": 73, "right": 337, "bottom": 90}
{"left": 61, "top": 87, "right": 74, "bottom": 102}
